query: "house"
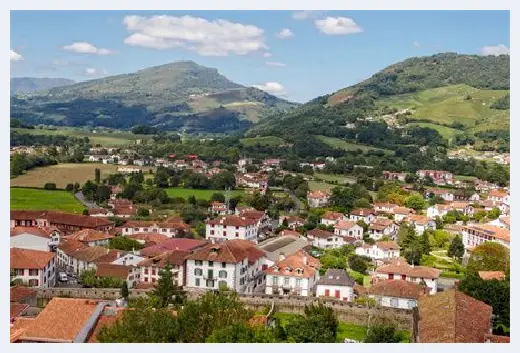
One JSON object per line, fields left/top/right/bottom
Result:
{"left": 320, "top": 211, "right": 344, "bottom": 226}
{"left": 407, "top": 215, "right": 436, "bottom": 235}
{"left": 185, "top": 240, "right": 266, "bottom": 293}
{"left": 416, "top": 290, "right": 493, "bottom": 343}
{"left": 487, "top": 189, "right": 508, "bottom": 203}
{"left": 306, "top": 190, "right": 330, "bottom": 208}
{"left": 369, "top": 218, "right": 397, "bottom": 240}
{"left": 486, "top": 215, "right": 510, "bottom": 230}
{"left": 11, "top": 248, "right": 56, "bottom": 288}
{"left": 205, "top": 215, "right": 259, "bottom": 243}
{"left": 453, "top": 189, "right": 480, "bottom": 202}
{"left": 426, "top": 204, "right": 450, "bottom": 219}
{"left": 64, "top": 229, "right": 114, "bottom": 247}
{"left": 256, "top": 235, "right": 309, "bottom": 267}
{"left": 238, "top": 209, "right": 271, "bottom": 236}
{"left": 307, "top": 228, "right": 349, "bottom": 249}
{"left": 236, "top": 173, "right": 268, "bottom": 193}
{"left": 110, "top": 252, "right": 146, "bottom": 267}
{"left": 10, "top": 226, "right": 61, "bottom": 252}
{"left": 334, "top": 220, "right": 364, "bottom": 239}
{"left": 448, "top": 201, "right": 475, "bottom": 216}
{"left": 56, "top": 240, "right": 117, "bottom": 275}
{"left": 279, "top": 215, "right": 306, "bottom": 230}
{"left": 478, "top": 271, "right": 506, "bottom": 281}
{"left": 264, "top": 250, "right": 320, "bottom": 297}
{"left": 355, "top": 241, "right": 400, "bottom": 262}
{"left": 88, "top": 208, "right": 114, "bottom": 217}
{"left": 279, "top": 229, "right": 302, "bottom": 237}
{"left": 137, "top": 250, "right": 190, "bottom": 286}
{"left": 315, "top": 269, "right": 356, "bottom": 301}
{"left": 374, "top": 258, "right": 441, "bottom": 294}
{"left": 96, "top": 264, "right": 140, "bottom": 288}
{"left": 461, "top": 224, "right": 510, "bottom": 253}
{"left": 209, "top": 201, "right": 229, "bottom": 215}
{"left": 383, "top": 171, "right": 407, "bottom": 182}
{"left": 11, "top": 286, "right": 37, "bottom": 307}
{"left": 392, "top": 207, "right": 416, "bottom": 223}
{"left": 425, "top": 188, "right": 455, "bottom": 201}
{"left": 373, "top": 203, "right": 398, "bottom": 215}
{"left": 127, "top": 233, "right": 169, "bottom": 247}
{"left": 113, "top": 205, "right": 138, "bottom": 218}
{"left": 349, "top": 208, "right": 375, "bottom": 224}
{"left": 120, "top": 218, "right": 190, "bottom": 238}
{"left": 416, "top": 170, "right": 454, "bottom": 185}
{"left": 368, "top": 279, "right": 428, "bottom": 309}
{"left": 139, "top": 238, "right": 207, "bottom": 258}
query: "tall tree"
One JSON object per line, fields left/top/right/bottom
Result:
{"left": 466, "top": 242, "right": 510, "bottom": 273}
{"left": 149, "top": 263, "right": 186, "bottom": 308}
{"left": 364, "top": 323, "right": 405, "bottom": 343}
{"left": 120, "top": 281, "right": 129, "bottom": 300}
{"left": 447, "top": 235, "right": 464, "bottom": 261}
{"left": 95, "top": 168, "right": 101, "bottom": 184}
{"left": 285, "top": 303, "right": 339, "bottom": 343}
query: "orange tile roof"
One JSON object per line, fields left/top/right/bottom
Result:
{"left": 138, "top": 249, "right": 190, "bottom": 267}
{"left": 478, "top": 271, "right": 506, "bottom": 281}
{"left": 407, "top": 214, "right": 431, "bottom": 225}
{"left": 393, "top": 207, "right": 415, "bottom": 215}
{"left": 69, "top": 246, "right": 110, "bottom": 262}
{"left": 10, "top": 248, "right": 55, "bottom": 269}
{"left": 463, "top": 224, "right": 510, "bottom": 242}
{"left": 280, "top": 229, "right": 302, "bottom": 236}
{"left": 186, "top": 239, "right": 265, "bottom": 264}
{"left": 264, "top": 250, "right": 320, "bottom": 278}
{"left": 95, "top": 264, "right": 131, "bottom": 280}
{"left": 307, "top": 190, "right": 330, "bottom": 199}
{"left": 66, "top": 229, "right": 114, "bottom": 243}
{"left": 322, "top": 211, "right": 344, "bottom": 220}
{"left": 127, "top": 232, "right": 169, "bottom": 245}
{"left": 11, "top": 303, "right": 29, "bottom": 319}
{"left": 418, "top": 290, "right": 492, "bottom": 343}
{"left": 10, "top": 226, "right": 55, "bottom": 238}
{"left": 87, "top": 309, "right": 125, "bottom": 343}
{"left": 488, "top": 190, "right": 507, "bottom": 198}
{"left": 376, "top": 258, "right": 440, "bottom": 279}
{"left": 350, "top": 208, "right": 375, "bottom": 216}
{"left": 485, "top": 334, "right": 510, "bottom": 343}
{"left": 369, "top": 279, "right": 427, "bottom": 299}
{"left": 306, "top": 228, "right": 334, "bottom": 239}
{"left": 57, "top": 238, "right": 88, "bottom": 255}
{"left": 206, "top": 215, "right": 257, "bottom": 227}
{"left": 45, "top": 211, "right": 114, "bottom": 228}
{"left": 10, "top": 285, "right": 36, "bottom": 302}
{"left": 16, "top": 298, "right": 101, "bottom": 342}
{"left": 335, "top": 219, "right": 357, "bottom": 230}
{"left": 375, "top": 241, "right": 400, "bottom": 250}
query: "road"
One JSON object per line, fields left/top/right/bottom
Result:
{"left": 284, "top": 188, "right": 304, "bottom": 214}
{"left": 75, "top": 192, "right": 98, "bottom": 209}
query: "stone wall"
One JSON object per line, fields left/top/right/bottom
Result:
{"left": 35, "top": 287, "right": 151, "bottom": 300}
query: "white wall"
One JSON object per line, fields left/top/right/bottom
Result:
{"left": 12, "top": 257, "right": 56, "bottom": 288}
{"left": 375, "top": 273, "right": 437, "bottom": 294}
{"left": 316, "top": 284, "right": 354, "bottom": 301}
{"left": 111, "top": 253, "right": 145, "bottom": 267}
{"left": 121, "top": 226, "right": 181, "bottom": 237}
{"left": 186, "top": 259, "right": 242, "bottom": 291}
{"left": 334, "top": 225, "right": 363, "bottom": 239}
{"left": 10, "top": 234, "right": 51, "bottom": 252}
{"left": 265, "top": 274, "right": 315, "bottom": 297}
{"left": 355, "top": 246, "right": 400, "bottom": 260}
{"left": 369, "top": 295, "right": 417, "bottom": 310}
{"left": 206, "top": 223, "right": 258, "bottom": 243}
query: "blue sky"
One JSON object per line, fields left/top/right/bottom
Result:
{"left": 10, "top": 10, "right": 510, "bottom": 103}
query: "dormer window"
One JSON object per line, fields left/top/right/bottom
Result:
{"left": 284, "top": 266, "right": 291, "bottom": 272}
{"left": 273, "top": 266, "right": 279, "bottom": 272}
{"left": 296, "top": 268, "right": 303, "bottom": 275}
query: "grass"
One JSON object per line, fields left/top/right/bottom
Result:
{"left": 240, "top": 136, "right": 285, "bottom": 147}
{"left": 10, "top": 163, "right": 152, "bottom": 189}
{"left": 317, "top": 135, "right": 391, "bottom": 153}
{"left": 12, "top": 127, "right": 154, "bottom": 147}
{"left": 314, "top": 173, "right": 356, "bottom": 184}
{"left": 406, "top": 122, "right": 462, "bottom": 141}
{"left": 165, "top": 187, "right": 244, "bottom": 200}
{"left": 308, "top": 181, "right": 335, "bottom": 192}
{"left": 11, "top": 187, "right": 85, "bottom": 213}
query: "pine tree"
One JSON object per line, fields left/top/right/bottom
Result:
{"left": 95, "top": 168, "right": 101, "bottom": 184}
{"left": 121, "top": 281, "right": 129, "bottom": 299}
{"left": 149, "top": 263, "right": 186, "bottom": 308}
{"left": 420, "top": 231, "right": 431, "bottom": 255}
{"left": 447, "top": 235, "right": 465, "bottom": 261}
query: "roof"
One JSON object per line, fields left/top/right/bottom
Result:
{"left": 488, "top": 189, "right": 507, "bottom": 198}
{"left": 375, "top": 241, "right": 400, "bottom": 250}
{"left": 316, "top": 268, "right": 356, "bottom": 287}
{"left": 57, "top": 239, "right": 88, "bottom": 255}
{"left": 279, "top": 229, "right": 302, "bottom": 236}
{"left": 418, "top": 290, "right": 492, "bottom": 343}
{"left": 138, "top": 249, "right": 190, "bottom": 267}
{"left": 370, "top": 218, "right": 395, "bottom": 231}
{"left": 206, "top": 215, "right": 257, "bottom": 227}
{"left": 257, "top": 235, "right": 309, "bottom": 262}
{"left": 94, "top": 249, "right": 126, "bottom": 264}
{"left": 127, "top": 232, "right": 169, "bottom": 245}
{"left": 307, "top": 190, "right": 330, "bottom": 199}
{"left": 68, "top": 246, "right": 110, "bottom": 262}
{"left": 10, "top": 210, "right": 47, "bottom": 220}
{"left": 10, "top": 226, "right": 57, "bottom": 239}
{"left": 306, "top": 228, "right": 335, "bottom": 239}
{"left": 10, "top": 248, "right": 56, "bottom": 269}
{"left": 281, "top": 215, "right": 306, "bottom": 224}
{"left": 123, "top": 218, "right": 190, "bottom": 230}
{"left": 10, "top": 286, "right": 36, "bottom": 302}
{"left": 239, "top": 210, "right": 266, "bottom": 221}
{"left": 322, "top": 211, "right": 344, "bottom": 220}
{"left": 393, "top": 207, "right": 415, "bottom": 215}
{"left": 45, "top": 212, "right": 114, "bottom": 228}
{"left": 186, "top": 239, "right": 265, "bottom": 264}
{"left": 463, "top": 224, "right": 510, "bottom": 242}
{"left": 95, "top": 264, "right": 131, "bottom": 279}
{"left": 478, "top": 271, "right": 506, "bottom": 281}
{"left": 407, "top": 214, "right": 431, "bottom": 225}
{"left": 66, "top": 229, "right": 114, "bottom": 243}
{"left": 11, "top": 303, "right": 29, "bottom": 319}
{"left": 350, "top": 208, "right": 375, "bottom": 216}
{"left": 140, "top": 238, "right": 207, "bottom": 257}
{"left": 335, "top": 219, "right": 358, "bottom": 230}
{"left": 14, "top": 298, "right": 101, "bottom": 342}
{"left": 485, "top": 334, "right": 510, "bottom": 343}
{"left": 87, "top": 308, "right": 125, "bottom": 343}
{"left": 376, "top": 258, "right": 441, "bottom": 279}
{"left": 264, "top": 250, "right": 320, "bottom": 278}
{"left": 369, "top": 279, "right": 427, "bottom": 299}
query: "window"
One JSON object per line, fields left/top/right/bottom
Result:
{"left": 194, "top": 268, "right": 202, "bottom": 276}
{"left": 390, "top": 298, "right": 398, "bottom": 308}
{"left": 219, "top": 270, "right": 227, "bottom": 278}
{"left": 151, "top": 269, "right": 156, "bottom": 276}
{"left": 162, "top": 228, "right": 167, "bottom": 232}
{"left": 208, "top": 261, "right": 214, "bottom": 267}
{"left": 296, "top": 279, "right": 301, "bottom": 287}
{"left": 210, "top": 230, "right": 215, "bottom": 235}
{"left": 218, "top": 280, "right": 227, "bottom": 289}
{"left": 143, "top": 228, "right": 148, "bottom": 232}
{"left": 134, "top": 228, "right": 139, "bottom": 231}
{"left": 208, "top": 269, "right": 214, "bottom": 279}
{"left": 284, "top": 277, "right": 289, "bottom": 286}
{"left": 223, "top": 231, "right": 227, "bottom": 236}
{"left": 144, "top": 268, "right": 149, "bottom": 275}
{"left": 28, "top": 269, "right": 38, "bottom": 276}
{"left": 15, "top": 269, "right": 25, "bottom": 276}
{"left": 195, "top": 278, "right": 200, "bottom": 286}
{"left": 407, "top": 300, "right": 416, "bottom": 309}
{"left": 144, "top": 278, "right": 148, "bottom": 282}
{"left": 273, "top": 276, "right": 278, "bottom": 285}
{"left": 195, "top": 260, "right": 203, "bottom": 266}
{"left": 236, "top": 232, "right": 239, "bottom": 237}
{"left": 28, "top": 279, "right": 39, "bottom": 287}
{"left": 206, "top": 279, "right": 215, "bottom": 288}
{"left": 221, "top": 262, "right": 226, "bottom": 268}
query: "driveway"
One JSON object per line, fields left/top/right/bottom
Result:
{"left": 75, "top": 192, "right": 98, "bottom": 208}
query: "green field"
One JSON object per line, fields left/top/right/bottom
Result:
{"left": 12, "top": 127, "right": 154, "bottom": 146}
{"left": 314, "top": 173, "right": 356, "bottom": 184}
{"left": 240, "top": 136, "right": 285, "bottom": 147}
{"left": 308, "top": 181, "right": 335, "bottom": 192}
{"left": 376, "top": 84, "right": 510, "bottom": 132}
{"left": 11, "top": 187, "right": 85, "bottom": 213}
{"left": 317, "top": 136, "right": 391, "bottom": 153}
{"left": 165, "top": 187, "right": 244, "bottom": 200}
{"left": 406, "top": 123, "right": 462, "bottom": 141}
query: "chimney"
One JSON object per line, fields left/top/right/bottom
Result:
{"left": 303, "top": 255, "right": 308, "bottom": 265}
{"left": 278, "top": 252, "right": 285, "bottom": 262}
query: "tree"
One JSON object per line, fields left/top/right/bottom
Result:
{"left": 364, "top": 323, "right": 405, "bottom": 343}
{"left": 211, "top": 193, "right": 225, "bottom": 203}
{"left": 404, "top": 193, "right": 426, "bottom": 211}
{"left": 137, "top": 207, "right": 150, "bottom": 217}
{"left": 466, "top": 242, "right": 510, "bottom": 273}
{"left": 488, "top": 207, "right": 501, "bottom": 220}
{"left": 419, "top": 231, "right": 431, "bottom": 255}
{"left": 95, "top": 168, "right": 101, "bottom": 184}
{"left": 285, "top": 303, "right": 339, "bottom": 343}
{"left": 120, "top": 281, "right": 129, "bottom": 300}
{"left": 65, "top": 183, "right": 74, "bottom": 192}
{"left": 109, "top": 237, "right": 143, "bottom": 251}
{"left": 397, "top": 223, "right": 417, "bottom": 248}
{"left": 348, "top": 255, "right": 369, "bottom": 274}
{"left": 44, "top": 183, "right": 56, "bottom": 190}
{"left": 82, "top": 180, "right": 97, "bottom": 200}
{"left": 447, "top": 235, "right": 464, "bottom": 261}
{"left": 149, "top": 263, "right": 186, "bottom": 308}
{"left": 206, "top": 323, "right": 277, "bottom": 343}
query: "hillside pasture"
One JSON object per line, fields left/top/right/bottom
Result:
{"left": 240, "top": 136, "right": 285, "bottom": 147}
{"left": 317, "top": 136, "right": 390, "bottom": 153}
{"left": 11, "top": 187, "right": 85, "bottom": 213}
{"left": 165, "top": 187, "right": 244, "bottom": 200}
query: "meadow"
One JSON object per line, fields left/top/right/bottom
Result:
{"left": 10, "top": 187, "right": 85, "bottom": 213}
{"left": 239, "top": 136, "right": 286, "bottom": 147}
{"left": 317, "top": 136, "right": 391, "bottom": 153}
{"left": 165, "top": 187, "right": 244, "bottom": 200}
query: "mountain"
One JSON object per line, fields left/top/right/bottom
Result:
{"left": 247, "top": 53, "right": 509, "bottom": 151}
{"left": 10, "top": 61, "right": 297, "bottom": 134}
{"left": 10, "top": 77, "right": 75, "bottom": 95}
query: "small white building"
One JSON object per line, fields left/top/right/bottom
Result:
{"left": 392, "top": 207, "right": 416, "bottom": 223}
{"left": 374, "top": 258, "right": 441, "bottom": 294}
{"left": 334, "top": 220, "right": 364, "bottom": 239}
{"left": 10, "top": 248, "right": 56, "bottom": 288}
{"left": 348, "top": 209, "right": 375, "bottom": 224}
{"left": 10, "top": 227, "right": 61, "bottom": 252}
{"left": 369, "top": 218, "right": 397, "bottom": 240}
{"left": 368, "top": 279, "right": 428, "bottom": 310}
{"left": 355, "top": 241, "right": 400, "bottom": 262}
{"left": 121, "top": 218, "right": 190, "bottom": 238}
{"left": 320, "top": 211, "right": 345, "bottom": 227}
{"left": 315, "top": 268, "right": 356, "bottom": 301}
{"left": 461, "top": 224, "right": 510, "bottom": 254}
{"left": 407, "top": 215, "right": 436, "bottom": 235}
{"left": 306, "top": 228, "right": 348, "bottom": 249}
{"left": 307, "top": 190, "right": 330, "bottom": 208}
{"left": 137, "top": 250, "right": 188, "bottom": 286}
{"left": 205, "top": 215, "right": 259, "bottom": 244}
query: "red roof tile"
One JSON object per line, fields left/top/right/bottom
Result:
{"left": 306, "top": 228, "right": 334, "bottom": 239}
{"left": 66, "top": 229, "right": 114, "bottom": 243}
{"left": 369, "top": 280, "right": 428, "bottom": 299}
{"left": 185, "top": 239, "right": 264, "bottom": 264}
{"left": 140, "top": 238, "right": 207, "bottom": 257}
{"left": 10, "top": 226, "right": 55, "bottom": 238}
{"left": 11, "top": 303, "right": 29, "bottom": 319}
{"left": 10, "top": 248, "right": 55, "bottom": 269}
{"left": 138, "top": 249, "right": 190, "bottom": 267}
{"left": 95, "top": 264, "right": 131, "bottom": 280}
{"left": 376, "top": 258, "right": 440, "bottom": 279}
{"left": 10, "top": 286, "right": 36, "bottom": 302}
{"left": 206, "top": 215, "right": 257, "bottom": 227}
{"left": 264, "top": 250, "right": 320, "bottom": 278}
{"left": 478, "top": 271, "right": 506, "bottom": 281}
{"left": 57, "top": 239, "right": 88, "bottom": 255}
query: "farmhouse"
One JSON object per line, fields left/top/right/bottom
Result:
{"left": 209, "top": 201, "right": 228, "bottom": 215}
{"left": 320, "top": 211, "right": 345, "bottom": 226}
{"left": 334, "top": 219, "right": 363, "bottom": 239}
{"left": 306, "top": 190, "right": 330, "bottom": 208}
{"left": 11, "top": 248, "right": 56, "bottom": 288}
{"left": 205, "top": 215, "right": 259, "bottom": 243}
{"left": 374, "top": 258, "right": 441, "bottom": 294}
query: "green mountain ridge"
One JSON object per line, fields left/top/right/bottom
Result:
{"left": 10, "top": 61, "right": 298, "bottom": 133}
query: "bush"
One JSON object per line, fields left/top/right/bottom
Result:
{"left": 43, "top": 183, "right": 57, "bottom": 190}
{"left": 65, "top": 183, "right": 74, "bottom": 192}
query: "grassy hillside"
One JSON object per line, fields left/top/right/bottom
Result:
{"left": 10, "top": 187, "right": 85, "bottom": 212}
{"left": 317, "top": 136, "right": 391, "bottom": 153}
{"left": 240, "top": 136, "right": 286, "bottom": 147}
{"left": 11, "top": 77, "right": 75, "bottom": 95}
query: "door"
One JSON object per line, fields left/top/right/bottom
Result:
{"left": 335, "top": 290, "right": 340, "bottom": 298}
{"left": 388, "top": 273, "right": 394, "bottom": 280}
{"left": 325, "top": 289, "right": 330, "bottom": 297}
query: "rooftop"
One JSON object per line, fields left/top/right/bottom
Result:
{"left": 138, "top": 249, "right": 191, "bottom": 268}
{"left": 186, "top": 239, "right": 265, "bottom": 264}
{"left": 264, "top": 250, "right": 320, "bottom": 278}
{"left": 11, "top": 286, "right": 36, "bottom": 302}
{"left": 369, "top": 279, "right": 427, "bottom": 299}
{"left": 95, "top": 264, "right": 131, "bottom": 280}
{"left": 10, "top": 248, "right": 55, "bottom": 269}
{"left": 376, "top": 258, "right": 441, "bottom": 279}
{"left": 66, "top": 229, "right": 114, "bottom": 243}
{"left": 316, "top": 268, "right": 356, "bottom": 287}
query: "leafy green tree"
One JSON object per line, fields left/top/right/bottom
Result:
{"left": 404, "top": 193, "right": 427, "bottom": 211}
{"left": 348, "top": 255, "right": 369, "bottom": 274}
{"left": 285, "top": 303, "right": 339, "bottom": 343}
{"left": 206, "top": 323, "right": 277, "bottom": 343}
{"left": 466, "top": 242, "right": 510, "bottom": 273}
{"left": 419, "top": 231, "right": 431, "bottom": 255}
{"left": 488, "top": 207, "right": 501, "bottom": 220}
{"left": 403, "top": 242, "right": 423, "bottom": 265}
{"left": 65, "top": 183, "right": 74, "bottom": 192}
{"left": 109, "top": 237, "right": 143, "bottom": 251}
{"left": 120, "top": 281, "right": 129, "bottom": 300}
{"left": 211, "top": 193, "right": 225, "bottom": 203}
{"left": 447, "top": 235, "right": 464, "bottom": 261}
{"left": 137, "top": 207, "right": 150, "bottom": 217}
{"left": 149, "top": 263, "right": 186, "bottom": 308}
{"left": 82, "top": 180, "right": 98, "bottom": 200}
{"left": 95, "top": 168, "right": 101, "bottom": 184}
{"left": 365, "top": 323, "right": 405, "bottom": 343}
{"left": 43, "top": 183, "right": 56, "bottom": 190}
{"left": 397, "top": 223, "right": 417, "bottom": 248}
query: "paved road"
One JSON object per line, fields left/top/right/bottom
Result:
{"left": 75, "top": 192, "right": 97, "bottom": 209}
{"left": 284, "top": 188, "right": 304, "bottom": 214}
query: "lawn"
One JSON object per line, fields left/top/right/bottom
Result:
{"left": 406, "top": 122, "right": 462, "bottom": 141}
{"left": 240, "top": 136, "right": 286, "bottom": 147}
{"left": 10, "top": 163, "right": 152, "bottom": 189}
{"left": 12, "top": 127, "right": 154, "bottom": 147}
{"left": 11, "top": 187, "right": 85, "bottom": 213}
{"left": 308, "top": 181, "right": 335, "bottom": 192}
{"left": 317, "top": 136, "right": 391, "bottom": 153}
{"left": 165, "top": 187, "right": 244, "bottom": 200}
{"left": 314, "top": 173, "right": 356, "bottom": 184}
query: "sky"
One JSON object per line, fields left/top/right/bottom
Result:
{"left": 10, "top": 10, "right": 510, "bottom": 103}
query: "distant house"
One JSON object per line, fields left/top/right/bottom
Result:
{"left": 306, "top": 190, "right": 330, "bottom": 208}
{"left": 64, "top": 229, "right": 114, "bottom": 247}
{"left": 306, "top": 228, "right": 348, "bottom": 249}
{"left": 392, "top": 207, "right": 415, "bottom": 223}
{"left": 11, "top": 248, "right": 56, "bottom": 288}
{"left": 315, "top": 269, "right": 356, "bottom": 301}
{"left": 369, "top": 218, "right": 397, "bottom": 240}
{"left": 487, "top": 189, "right": 508, "bottom": 203}
{"left": 461, "top": 224, "right": 510, "bottom": 254}
{"left": 486, "top": 215, "right": 510, "bottom": 230}
{"left": 120, "top": 218, "right": 190, "bottom": 238}
{"left": 205, "top": 215, "right": 259, "bottom": 244}
{"left": 209, "top": 201, "right": 229, "bottom": 216}
{"left": 416, "top": 170, "right": 454, "bottom": 185}
{"left": 355, "top": 241, "right": 400, "bottom": 262}
{"left": 448, "top": 201, "right": 475, "bottom": 216}
{"left": 137, "top": 250, "right": 190, "bottom": 286}
{"left": 406, "top": 215, "right": 436, "bottom": 235}
{"left": 10, "top": 226, "right": 61, "bottom": 252}
{"left": 382, "top": 171, "right": 407, "bottom": 182}
{"left": 425, "top": 188, "right": 455, "bottom": 201}
{"left": 374, "top": 258, "right": 441, "bottom": 294}
{"left": 426, "top": 204, "right": 450, "bottom": 219}
{"left": 373, "top": 203, "right": 398, "bottom": 215}
{"left": 348, "top": 208, "right": 375, "bottom": 224}
{"left": 368, "top": 279, "right": 428, "bottom": 309}
{"left": 279, "top": 215, "right": 306, "bottom": 230}
{"left": 320, "top": 211, "right": 345, "bottom": 226}
{"left": 256, "top": 235, "right": 309, "bottom": 267}
{"left": 334, "top": 220, "right": 363, "bottom": 239}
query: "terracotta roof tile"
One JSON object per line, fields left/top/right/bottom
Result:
{"left": 57, "top": 239, "right": 88, "bottom": 255}
{"left": 10, "top": 226, "right": 56, "bottom": 238}
{"left": 140, "top": 238, "right": 207, "bottom": 257}
{"left": 138, "top": 250, "right": 190, "bottom": 267}
{"left": 478, "top": 271, "right": 506, "bottom": 281}
{"left": 206, "top": 215, "right": 257, "bottom": 227}
{"left": 322, "top": 211, "right": 344, "bottom": 220}
{"left": 11, "top": 303, "right": 29, "bottom": 319}
{"left": 10, "top": 286, "right": 36, "bottom": 302}
{"left": 307, "top": 190, "right": 330, "bottom": 199}
{"left": 376, "top": 258, "right": 440, "bottom": 279}
{"left": 10, "top": 248, "right": 55, "bottom": 269}
{"left": 350, "top": 208, "right": 375, "bottom": 216}
{"left": 66, "top": 229, "right": 114, "bottom": 243}
{"left": 264, "top": 250, "right": 320, "bottom": 278}
{"left": 485, "top": 334, "right": 510, "bottom": 343}
{"left": 45, "top": 212, "right": 114, "bottom": 228}
{"left": 127, "top": 232, "right": 169, "bottom": 245}
{"left": 335, "top": 219, "right": 357, "bottom": 230}
{"left": 95, "top": 264, "right": 131, "bottom": 279}
{"left": 463, "top": 224, "right": 510, "bottom": 242}
{"left": 186, "top": 239, "right": 265, "bottom": 264}
{"left": 369, "top": 279, "right": 428, "bottom": 299}
{"left": 375, "top": 241, "right": 400, "bottom": 250}
{"left": 68, "top": 246, "right": 110, "bottom": 262}
{"left": 306, "top": 228, "right": 334, "bottom": 239}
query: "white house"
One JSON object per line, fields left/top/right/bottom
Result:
{"left": 10, "top": 227, "right": 61, "bottom": 252}
{"left": 65, "top": 229, "right": 114, "bottom": 247}
{"left": 185, "top": 240, "right": 266, "bottom": 293}
{"left": 461, "top": 224, "right": 510, "bottom": 254}
{"left": 95, "top": 263, "right": 140, "bottom": 288}
{"left": 426, "top": 204, "right": 450, "bottom": 219}
{"left": 368, "top": 279, "right": 428, "bottom": 310}
{"left": 307, "top": 190, "right": 330, "bottom": 208}
{"left": 334, "top": 220, "right": 364, "bottom": 239}
{"left": 392, "top": 207, "right": 416, "bottom": 223}
{"left": 279, "top": 215, "right": 306, "bottom": 230}
{"left": 487, "top": 190, "right": 508, "bottom": 203}
{"left": 11, "top": 248, "right": 56, "bottom": 288}
{"left": 407, "top": 215, "right": 436, "bottom": 235}
{"left": 320, "top": 211, "right": 345, "bottom": 227}
{"left": 209, "top": 201, "right": 229, "bottom": 216}
{"left": 306, "top": 228, "right": 348, "bottom": 249}
{"left": 369, "top": 218, "right": 397, "bottom": 240}
{"left": 349, "top": 209, "right": 376, "bottom": 224}
{"left": 120, "top": 218, "right": 190, "bottom": 238}
{"left": 425, "top": 188, "right": 455, "bottom": 202}
{"left": 486, "top": 216, "right": 510, "bottom": 230}
{"left": 374, "top": 258, "right": 441, "bottom": 294}
{"left": 355, "top": 241, "right": 400, "bottom": 262}
{"left": 373, "top": 203, "right": 398, "bottom": 215}
{"left": 56, "top": 239, "right": 118, "bottom": 275}
{"left": 205, "top": 215, "right": 259, "bottom": 244}
{"left": 315, "top": 268, "right": 356, "bottom": 301}
{"left": 264, "top": 250, "right": 320, "bottom": 297}
{"left": 110, "top": 252, "right": 145, "bottom": 267}
{"left": 137, "top": 250, "right": 189, "bottom": 286}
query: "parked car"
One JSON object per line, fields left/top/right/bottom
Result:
{"left": 58, "top": 272, "right": 68, "bottom": 282}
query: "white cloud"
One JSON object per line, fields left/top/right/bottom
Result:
{"left": 63, "top": 42, "right": 114, "bottom": 55}
{"left": 413, "top": 41, "right": 421, "bottom": 48}
{"left": 265, "top": 61, "right": 286, "bottom": 67}
{"left": 263, "top": 52, "right": 272, "bottom": 58}
{"left": 315, "top": 17, "right": 363, "bottom": 35}
{"left": 84, "top": 67, "right": 108, "bottom": 76}
{"left": 480, "top": 44, "right": 510, "bottom": 56}
{"left": 122, "top": 15, "right": 267, "bottom": 56}
{"left": 10, "top": 49, "right": 23, "bottom": 62}
{"left": 292, "top": 11, "right": 326, "bottom": 20}
{"left": 277, "top": 28, "right": 294, "bottom": 39}
{"left": 253, "top": 81, "right": 286, "bottom": 96}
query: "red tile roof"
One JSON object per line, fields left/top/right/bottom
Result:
{"left": 307, "top": 190, "right": 330, "bottom": 199}
{"left": 306, "top": 228, "right": 334, "bottom": 239}
{"left": 68, "top": 246, "right": 110, "bottom": 262}
{"left": 264, "top": 250, "right": 320, "bottom": 278}
{"left": 375, "top": 241, "right": 400, "bottom": 250}
{"left": 350, "top": 208, "right": 375, "bottom": 216}
{"left": 280, "top": 229, "right": 302, "bottom": 236}
{"left": 11, "top": 303, "right": 29, "bottom": 319}
{"left": 87, "top": 308, "right": 125, "bottom": 343}
{"left": 10, "top": 226, "right": 57, "bottom": 238}
{"left": 206, "top": 215, "right": 257, "bottom": 227}
{"left": 376, "top": 258, "right": 440, "bottom": 279}
{"left": 478, "top": 271, "right": 506, "bottom": 281}
{"left": 10, "top": 286, "right": 36, "bottom": 302}
{"left": 186, "top": 239, "right": 265, "bottom": 264}
{"left": 321, "top": 211, "right": 344, "bottom": 220}
{"left": 463, "top": 224, "right": 510, "bottom": 242}
{"left": 123, "top": 218, "right": 189, "bottom": 230}
{"left": 127, "top": 232, "right": 169, "bottom": 245}
{"left": 57, "top": 239, "right": 88, "bottom": 255}
{"left": 140, "top": 238, "right": 207, "bottom": 257}
{"left": 335, "top": 219, "right": 358, "bottom": 230}
{"left": 138, "top": 249, "right": 190, "bottom": 267}
{"left": 418, "top": 290, "right": 492, "bottom": 343}
{"left": 66, "top": 229, "right": 114, "bottom": 243}
{"left": 485, "top": 334, "right": 510, "bottom": 343}
{"left": 369, "top": 279, "right": 427, "bottom": 299}
{"left": 45, "top": 211, "right": 114, "bottom": 228}
{"left": 10, "top": 248, "right": 55, "bottom": 269}
{"left": 95, "top": 264, "right": 131, "bottom": 280}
